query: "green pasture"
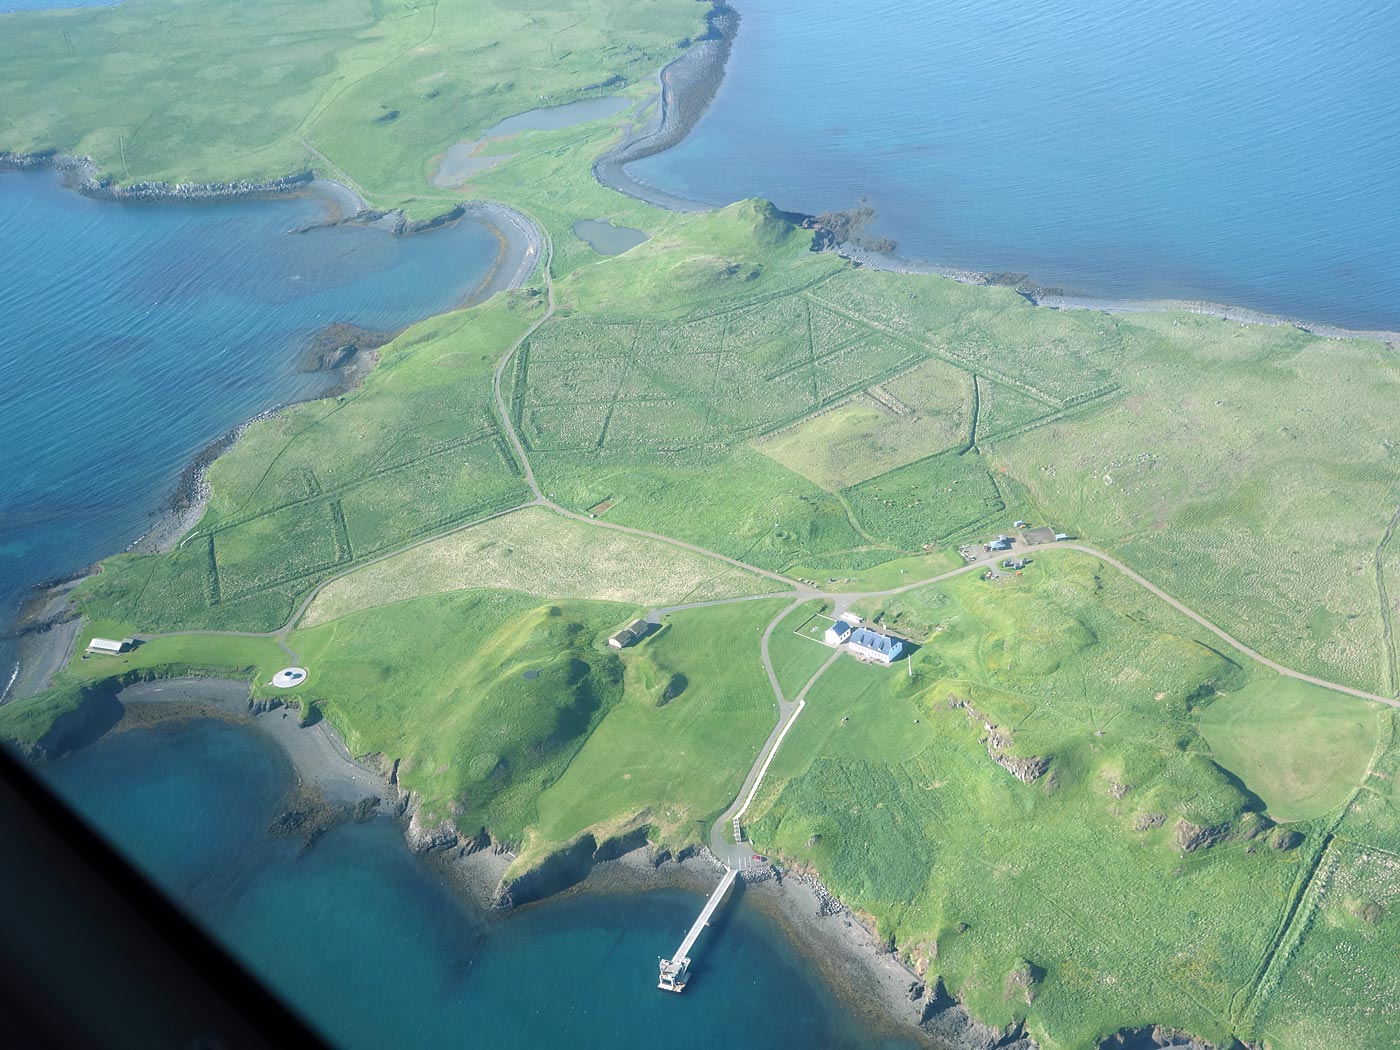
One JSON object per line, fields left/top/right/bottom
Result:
{"left": 752, "top": 362, "right": 972, "bottom": 490}
{"left": 288, "top": 589, "right": 629, "bottom": 839}
{"left": 0, "top": 0, "right": 703, "bottom": 218}
{"left": 1199, "top": 678, "right": 1379, "bottom": 822}
{"left": 987, "top": 310, "right": 1400, "bottom": 694}
{"left": 1249, "top": 838, "right": 1400, "bottom": 1048}
{"left": 843, "top": 452, "right": 1020, "bottom": 550}
{"left": 526, "top": 599, "right": 789, "bottom": 862}
{"left": 767, "top": 601, "right": 838, "bottom": 698}
{"left": 746, "top": 550, "right": 1316, "bottom": 1045}
{"left": 527, "top": 443, "right": 870, "bottom": 573}
{"left": 73, "top": 295, "right": 537, "bottom": 634}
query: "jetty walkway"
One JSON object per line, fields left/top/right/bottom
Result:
{"left": 658, "top": 866, "right": 738, "bottom": 992}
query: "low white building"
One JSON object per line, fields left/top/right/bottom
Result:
{"left": 86, "top": 637, "right": 133, "bottom": 656}
{"left": 823, "top": 620, "right": 853, "bottom": 646}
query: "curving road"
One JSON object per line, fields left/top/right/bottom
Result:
{"left": 135, "top": 206, "right": 1400, "bottom": 869}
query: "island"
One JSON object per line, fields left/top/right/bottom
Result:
{"left": 3, "top": 1, "right": 1398, "bottom": 1048}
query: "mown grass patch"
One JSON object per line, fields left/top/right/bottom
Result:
{"left": 1199, "top": 678, "right": 1379, "bottom": 822}
{"left": 751, "top": 360, "right": 972, "bottom": 489}
{"left": 302, "top": 506, "right": 772, "bottom": 626}
{"left": 768, "top": 601, "right": 838, "bottom": 699}
{"left": 59, "top": 625, "right": 286, "bottom": 691}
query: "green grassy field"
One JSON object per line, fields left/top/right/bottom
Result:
{"left": 0, "top": 0, "right": 702, "bottom": 218}
{"left": 524, "top": 599, "right": 789, "bottom": 865}
{"left": 1199, "top": 679, "right": 1380, "bottom": 822}
{"left": 752, "top": 356, "right": 974, "bottom": 489}
{"left": 287, "top": 589, "right": 631, "bottom": 840}
{"left": 72, "top": 295, "right": 537, "bottom": 634}
{"left": 7, "top": 1, "right": 1400, "bottom": 1044}
{"left": 767, "top": 601, "right": 839, "bottom": 698}
{"left": 743, "top": 550, "right": 1400, "bottom": 1045}
{"left": 985, "top": 311, "right": 1400, "bottom": 694}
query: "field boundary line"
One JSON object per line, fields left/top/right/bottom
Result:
{"left": 1374, "top": 504, "right": 1400, "bottom": 694}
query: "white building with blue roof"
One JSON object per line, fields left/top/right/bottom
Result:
{"left": 824, "top": 620, "right": 853, "bottom": 646}
{"left": 847, "top": 626, "right": 905, "bottom": 665}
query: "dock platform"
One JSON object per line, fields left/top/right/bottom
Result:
{"left": 658, "top": 867, "right": 738, "bottom": 992}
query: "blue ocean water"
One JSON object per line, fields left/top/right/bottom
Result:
{"left": 0, "top": 0, "right": 118, "bottom": 11}
{"left": 0, "top": 170, "right": 497, "bottom": 664}
{"left": 40, "top": 719, "right": 911, "bottom": 1049}
{"left": 633, "top": 0, "right": 1400, "bottom": 330}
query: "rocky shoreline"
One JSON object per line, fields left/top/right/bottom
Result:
{"left": 16, "top": 672, "right": 977, "bottom": 1047}
{"left": 12, "top": 661, "right": 1238, "bottom": 1050}
{"left": 0, "top": 148, "right": 319, "bottom": 205}
{"left": 836, "top": 243, "right": 1400, "bottom": 346}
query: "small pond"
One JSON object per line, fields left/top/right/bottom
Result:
{"left": 480, "top": 96, "right": 630, "bottom": 138}
{"left": 572, "top": 219, "right": 648, "bottom": 255}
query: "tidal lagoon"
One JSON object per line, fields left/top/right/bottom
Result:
{"left": 0, "top": 169, "right": 498, "bottom": 681}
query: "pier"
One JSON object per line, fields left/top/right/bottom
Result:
{"left": 658, "top": 867, "right": 738, "bottom": 992}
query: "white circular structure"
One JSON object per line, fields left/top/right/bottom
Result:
{"left": 272, "top": 667, "right": 308, "bottom": 689}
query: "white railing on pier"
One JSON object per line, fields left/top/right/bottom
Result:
{"left": 659, "top": 867, "right": 738, "bottom": 991}
{"left": 674, "top": 867, "right": 737, "bottom": 963}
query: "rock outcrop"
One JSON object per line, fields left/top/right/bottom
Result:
{"left": 947, "top": 696, "right": 1052, "bottom": 784}
{"left": 1, "top": 149, "right": 313, "bottom": 204}
{"left": 1173, "top": 819, "right": 1233, "bottom": 853}
{"left": 916, "top": 977, "right": 1037, "bottom": 1049}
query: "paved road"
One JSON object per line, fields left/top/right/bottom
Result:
{"left": 709, "top": 608, "right": 839, "bottom": 868}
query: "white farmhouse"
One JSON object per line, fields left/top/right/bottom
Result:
{"left": 823, "top": 620, "right": 853, "bottom": 646}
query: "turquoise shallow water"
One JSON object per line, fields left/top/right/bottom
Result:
{"left": 633, "top": 0, "right": 1400, "bottom": 330}
{"left": 40, "top": 719, "right": 912, "bottom": 1049}
{"left": 0, "top": 170, "right": 497, "bottom": 670}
